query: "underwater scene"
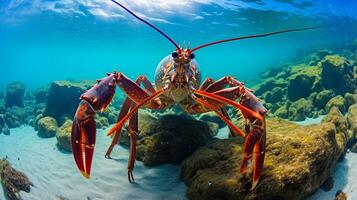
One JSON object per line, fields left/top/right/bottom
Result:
{"left": 0, "top": 0, "right": 357, "bottom": 199}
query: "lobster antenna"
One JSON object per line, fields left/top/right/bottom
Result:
{"left": 110, "top": 0, "right": 181, "bottom": 51}
{"left": 190, "top": 27, "right": 320, "bottom": 52}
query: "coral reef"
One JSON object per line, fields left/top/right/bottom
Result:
{"left": 5, "top": 82, "right": 25, "bottom": 108}
{"left": 37, "top": 116, "right": 58, "bottom": 138}
{"left": 181, "top": 118, "right": 346, "bottom": 200}
{"left": 0, "top": 158, "right": 33, "bottom": 200}
{"left": 56, "top": 120, "right": 73, "bottom": 151}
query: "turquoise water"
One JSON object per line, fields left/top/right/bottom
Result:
{"left": 1, "top": 0, "right": 357, "bottom": 90}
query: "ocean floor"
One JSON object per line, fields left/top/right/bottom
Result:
{"left": 0, "top": 120, "right": 356, "bottom": 200}
{"left": 0, "top": 126, "right": 186, "bottom": 200}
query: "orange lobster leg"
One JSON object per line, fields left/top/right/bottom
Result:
{"left": 195, "top": 98, "right": 245, "bottom": 137}
{"left": 194, "top": 89, "right": 263, "bottom": 121}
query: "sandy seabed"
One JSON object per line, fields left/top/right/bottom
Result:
{"left": 0, "top": 120, "right": 356, "bottom": 200}
{"left": 0, "top": 126, "right": 186, "bottom": 200}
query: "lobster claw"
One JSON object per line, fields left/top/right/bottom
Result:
{"left": 71, "top": 100, "right": 96, "bottom": 178}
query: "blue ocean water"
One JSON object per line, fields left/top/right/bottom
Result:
{"left": 1, "top": 0, "right": 357, "bottom": 91}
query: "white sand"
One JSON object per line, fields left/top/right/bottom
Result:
{"left": 0, "top": 126, "right": 187, "bottom": 200}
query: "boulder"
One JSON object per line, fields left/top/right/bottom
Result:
{"left": 326, "top": 95, "right": 346, "bottom": 113}
{"left": 44, "top": 81, "right": 92, "bottom": 124}
{"left": 120, "top": 113, "right": 214, "bottom": 166}
{"left": 5, "top": 82, "right": 25, "bottom": 108}
{"left": 351, "top": 143, "right": 357, "bottom": 153}
{"left": 4, "top": 106, "right": 29, "bottom": 128}
{"left": 0, "top": 158, "right": 32, "bottom": 200}
{"left": 274, "top": 106, "right": 288, "bottom": 118}
{"left": 320, "top": 55, "right": 356, "bottom": 94}
{"left": 264, "top": 87, "right": 284, "bottom": 104}
{"left": 34, "top": 87, "right": 47, "bottom": 104}
{"left": 288, "top": 98, "right": 314, "bottom": 121}
{"left": 181, "top": 118, "right": 346, "bottom": 200}
{"left": 287, "top": 74, "right": 316, "bottom": 101}
{"left": 37, "top": 117, "right": 58, "bottom": 138}
{"left": 314, "top": 90, "right": 335, "bottom": 109}
{"left": 56, "top": 120, "right": 73, "bottom": 151}
{"left": 322, "top": 107, "right": 352, "bottom": 145}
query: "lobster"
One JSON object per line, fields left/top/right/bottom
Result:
{"left": 71, "top": 0, "right": 317, "bottom": 190}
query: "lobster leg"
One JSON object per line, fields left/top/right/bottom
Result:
{"left": 127, "top": 106, "right": 138, "bottom": 183}
{"left": 105, "top": 97, "right": 133, "bottom": 159}
{"left": 199, "top": 77, "right": 214, "bottom": 90}
{"left": 105, "top": 75, "right": 157, "bottom": 159}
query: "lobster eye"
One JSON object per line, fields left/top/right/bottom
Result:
{"left": 189, "top": 53, "right": 195, "bottom": 59}
{"left": 172, "top": 52, "right": 179, "bottom": 58}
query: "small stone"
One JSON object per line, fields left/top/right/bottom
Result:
{"left": 334, "top": 190, "right": 347, "bottom": 200}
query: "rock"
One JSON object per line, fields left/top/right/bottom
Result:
{"left": 199, "top": 111, "right": 225, "bottom": 128}
{"left": 320, "top": 176, "right": 334, "bottom": 192}
{"left": 287, "top": 73, "right": 316, "bottom": 101}
{"left": 326, "top": 95, "right": 346, "bottom": 113}
{"left": 264, "top": 87, "right": 284, "bottom": 104}
{"left": 44, "top": 81, "right": 92, "bottom": 124}
{"left": 4, "top": 106, "right": 29, "bottom": 128}
{"left": 5, "top": 82, "right": 25, "bottom": 108}
{"left": 127, "top": 114, "right": 214, "bottom": 166}
{"left": 344, "top": 93, "right": 357, "bottom": 108}
{"left": 34, "top": 87, "right": 47, "bottom": 104}
{"left": 56, "top": 120, "right": 73, "bottom": 151}
{"left": 288, "top": 98, "right": 314, "bottom": 121}
{"left": 181, "top": 118, "right": 346, "bottom": 200}
{"left": 274, "top": 106, "right": 288, "bottom": 118}
{"left": 320, "top": 55, "right": 356, "bottom": 94}
{"left": 334, "top": 190, "right": 347, "bottom": 200}
{"left": 0, "top": 158, "right": 32, "bottom": 200}
{"left": 347, "top": 104, "right": 357, "bottom": 139}
{"left": 255, "top": 78, "right": 288, "bottom": 96}
{"left": 37, "top": 117, "right": 58, "bottom": 138}
{"left": 314, "top": 90, "right": 335, "bottom": 109}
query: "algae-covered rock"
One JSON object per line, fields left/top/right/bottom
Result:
{"left": 288, "top": 98, "right": 314, "bottom": 121}
{"left": 56, "top": 120, "right": 73, "bottom": 151}
{"left": 320, "top": 55, "right": 356, "bottom": 94}
{"left": 0, "top": 114, "right": 10, "bottom": 135}
{"left": 37, "top": 116, "right": 58, "bottom": 138}
{"left": 326, "top": 95, "right": 346, "bottom": 113}
{"left": 181, "top": 118, "right": 346, "bottom": 200}
{"left": 264, "top": 87, "right": 284, "bottom": 104}
{"left": 0, "top": 158, "right": 33, "bottom": 200}
{"left": 4, "top": 106, "right": 30, "bottom": 128}
{"left": 274, "top": 106, "right": 289, "bottom": 118}
{"left": 344, "top": 93, "right": 357, "bottom": 108}
{"left": 314, "top": 90, "right": 335, "bottom": 109}
{"left": 255, "top": 78, "right": 288, "bottom": 96}
{"left": 287, "top": 73, "right": 316, "bottom": 101}
{"left": 132, "top": 114, "right": 214, "bottom": 166}
{"left": 347, "top": 104, "right": 357, "bottom": 138}
{"left": 5, "top": 82, "right": 25, "bottom": 108}
{"left": 44, "top": 81, "right": 92, "bottom": 124}
{"left": 322, "top": 107, "right": 352, "bottom": 145}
